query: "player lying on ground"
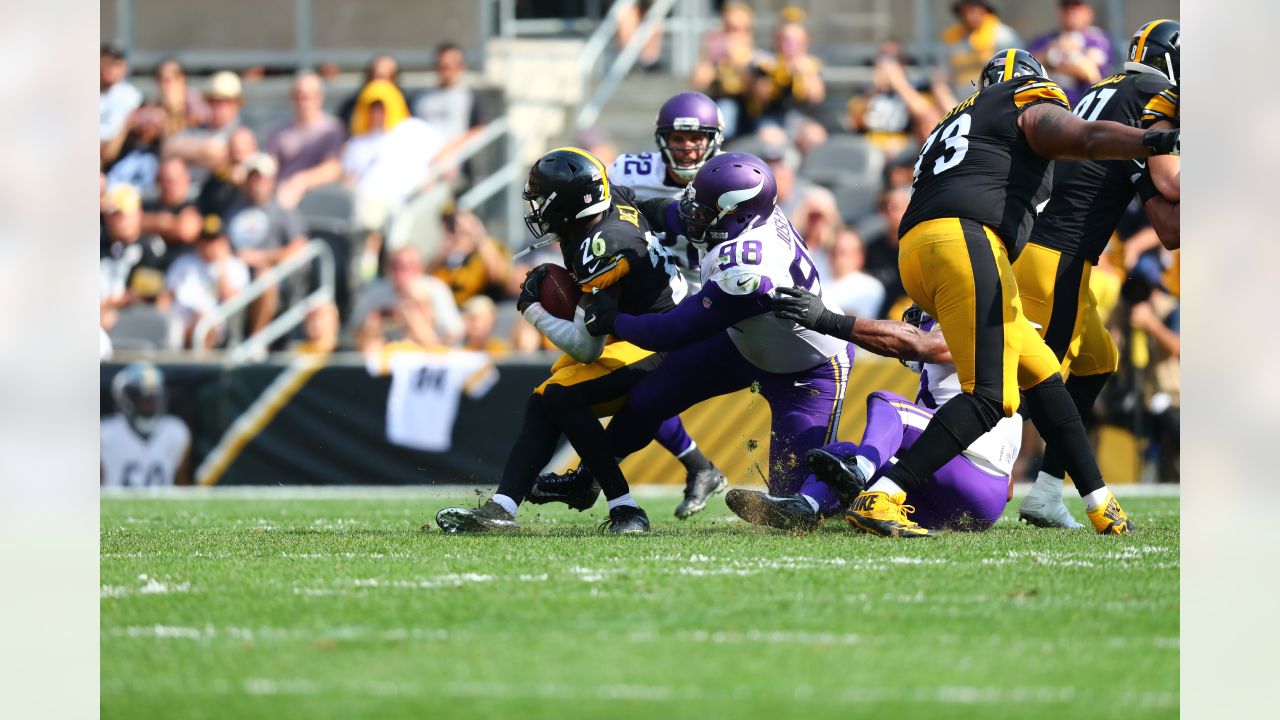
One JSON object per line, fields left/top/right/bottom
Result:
{"left": 533, "top": 91, "right": 730, "bottom": 519}
{"left": 568, "top": 152, "right": 856, "bottom": 507}
{"left": 792, "top": 49, "right": 1177, "bottom": 537}
{"left": 435, "top": 147, "right": 689, "bottom": 534}
{"left": 727, "top": 302, "right": 1040, "bottom": 533}
{"left": 1012, "top": 19, "right": 1180, "bottom": 528}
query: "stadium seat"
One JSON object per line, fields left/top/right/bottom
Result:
{"left": 799, "top": 134, "right": 883, "bottom": 188}
{"left": 108, "top": 306, "right": 184, "bottom": 351}
{"left": 832, "top": 181, "right": 880, "bottom": 225}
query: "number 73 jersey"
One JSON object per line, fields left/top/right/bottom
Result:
{"left": 900, "top": 75, "right": 1070, "bottom": 257}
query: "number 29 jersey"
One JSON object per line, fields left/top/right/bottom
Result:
{"left": 899, "top": 76, "right": 1070, "bottom": 257}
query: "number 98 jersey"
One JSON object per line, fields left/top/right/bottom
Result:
{"left": 899, "top": 76, "right": 1070, "bottom": 257}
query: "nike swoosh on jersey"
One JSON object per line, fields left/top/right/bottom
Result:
{"left": 1133, "top": 159, "right": 1147, "bottom": 169}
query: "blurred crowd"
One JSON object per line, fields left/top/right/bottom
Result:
{"left": 99, "top": 0, "right": 1178, "bottom": 478}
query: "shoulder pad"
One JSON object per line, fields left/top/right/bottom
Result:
{"left": 1012, "top": 77, "right": 1069, "bottom": 110}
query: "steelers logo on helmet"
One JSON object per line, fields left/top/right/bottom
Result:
{"left": 980, "top": 48, "right": 1047, "bottom": 88}
{"left": 522, "top": 147, "right": 612, "bottom": 239}
{"left": 1125, "top": 19, "right": 1180, "bottom": 85}
{"left": 654, "top": 91, "right": 725, "bottom": 183}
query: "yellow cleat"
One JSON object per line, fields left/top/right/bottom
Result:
{"left": 844, "top": 491, "right": 933, "bottom": 538}
{"left": 1087, "top": 492, "right": 1133, "bottom": 534}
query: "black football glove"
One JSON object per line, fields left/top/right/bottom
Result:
{"left": 1142, "top": 127, "right": 1180, "bottom": 157}
{"left": 583, "top": 290, "right": 619, "bottom": 337}
{"left": 772, "top": 286, "right": 855, "bottom": 339}
{"left": 517, "top": 265, "right": 550, "bottom": 314}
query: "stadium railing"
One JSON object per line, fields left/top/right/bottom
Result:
{"left": 192, "top": 239, "right": 335, "bottom": 363}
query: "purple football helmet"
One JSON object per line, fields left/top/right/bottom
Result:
{"left": 655, "top": 91, "right": 724, "bottom": 183}
{"left": 678, "top": 152, "right": 777, "bottom": 246}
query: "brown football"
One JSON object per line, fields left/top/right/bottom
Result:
{"left": 537, "top": 263, "right": 582, "bottom": 320}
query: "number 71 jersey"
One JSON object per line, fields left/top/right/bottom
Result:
{"left": 900, "top": 75, "right": 1070, "bottom": 257}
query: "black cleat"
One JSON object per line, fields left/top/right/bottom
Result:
{"left": 527, "top": 467, "right": 601, "bottom": 512}
{"left": 600, "top": 505, "right": 651, "bottom": 534}
{"left": 725, "top": 489, "right": 821, "bottom": 532}
{"left": 805, "top": 448, "right": 869, "bottom": 508}
{"left": 435, "top": 499, "right": 519, "bottom": 533}
{"left": 674, "top": 465, "right": 728, "bottom": 519}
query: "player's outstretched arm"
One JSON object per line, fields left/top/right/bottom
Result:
{"left": 1019, "top": 103, "right": 1179, "bottom": 161}
{"left": 772, "top": 286, "right": 950, "bottom": 363}
{"left": 584, "top": 281, "right": 770, "bottom": 349}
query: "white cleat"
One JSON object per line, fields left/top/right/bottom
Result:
{"left": 1018, "top": 482, "right": 1085, "bottom": 529}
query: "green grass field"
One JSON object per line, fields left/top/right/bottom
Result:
{"left": 101, "top": 488, "right": 1178, "bottom": 719}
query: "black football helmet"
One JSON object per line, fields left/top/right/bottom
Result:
{"left": 1125, "top": 19, "right": 1180, "bottom": 86}
{"left": 522, "top": 147, "right": 612, "bottom": 239}
{"left": 980, "top": 49, "right": 1047, "bottom": 88}
{"left": 111, "top": 361, "right": 166, "bottom": 437}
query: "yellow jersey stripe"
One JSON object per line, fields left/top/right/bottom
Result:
{"left": 552, "top": 146, "right": 611, "bottom": 203}
{"left": 1013, "top": 82, "right": 1070, "bottom": 109}
{"left": 1134, "top": 20, "right": 1169, "bottom": 63}
{"left": 579, "top": 255, "right": 631, "bottom": 290}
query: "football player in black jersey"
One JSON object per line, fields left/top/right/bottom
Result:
{"left": 435, "top": 148, "right": 688, "bottom": 534}
{"left": 1015, "top": 20, "right": 1180, "bottom": 529}
{"left": 786, "top": 49, "right": 1178, "bottom": 536}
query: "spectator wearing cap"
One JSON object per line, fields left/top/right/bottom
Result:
{"left": 824, "top": 227, "right": 886, "bottom": 320}
{"left": 740, "top": 20, "right": 825, "bottom": 136}
{"left": 349, "top": 244, "right": 463, "bottom": 353}
{"left": 412, "top": 44, "right": 489, "bottom": 181}
{"left": 224, "top": 153, "right": 309, "bottom": 333}
{"left": 1028, "top": 0, "right": 1112, "bottom": 106}
{"left": 428, "top": 210, "right": 513, "bottom": 307}
{"left": 100, "top": 184, "right": 172, "bottom": 330}
{"left": 196, "top": 126, "right": 258, "bottom": 218}
{"left": 162, "top": 214, "right": 251, "bottom": 347}
{"left": 691, "top": 2, "right": 757, "bottom": 138}
{"left": 141, "top": 157, "right": 202, "bottom": 247}
{"left": 268, "top": 72, "right": 346, "bottom": 209}
{"left": 343, "top": 81, "right": 447, "bottom": 282}
{"left": 100, "top": 43, "right": 142, "bottom": 155}
{"left": 338, "top": 54, "right": 411, "bottom": 136}
{"left": 942, "top": 1, "right": 1022, "bottom": 98}
{"left": 163, "top": 70, "right": 243, "bottom": 174}
{"left": 761, "top": 142, "right": 840, "bottom": 257}
{"left": 155, "top": 58, "right": 211, "bottom": 136}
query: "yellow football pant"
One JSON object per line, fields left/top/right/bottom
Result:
{"left": 534, "top": 340, "right": 657, "bottom": 418}
{"left": 898, "top": 218, "right": 1060, "bottom": 417}
{"left": 1012, "top": 242, "right": 1119, "bottom": 378}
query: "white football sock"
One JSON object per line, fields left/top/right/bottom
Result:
{"left": 607, "top": 493, "right": 639, "bottom": 510}
{"left": 1033, "top": 471, "right": 1064, "bottom": 494}
{"left": 854, "top": 456, "right": 877, "bottom": 481}
{"left": 800, "top": 494, "right": 820, "bottom": 513}
{"left": 868, "top": 477, "right": 904, "bottom": 496}
{"left": 1082, "top": 486, "right": 1111, "bottom": 511}
{"left": 492, "top": 494, "right": 518, "bottom": 517}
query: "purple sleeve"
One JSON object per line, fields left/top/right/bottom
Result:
{"left": 612, "top": 279, "right": 773, "bottom": 351}
{"left": 1027, "top": 31, "right": 1055, "bottom": 56}
{"left": 1084, "top": 27, "right": 1113, "bottom": 66}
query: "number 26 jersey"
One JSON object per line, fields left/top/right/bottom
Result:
{"left": 899, "top": 76, "right": 1070, "bottom": 257}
